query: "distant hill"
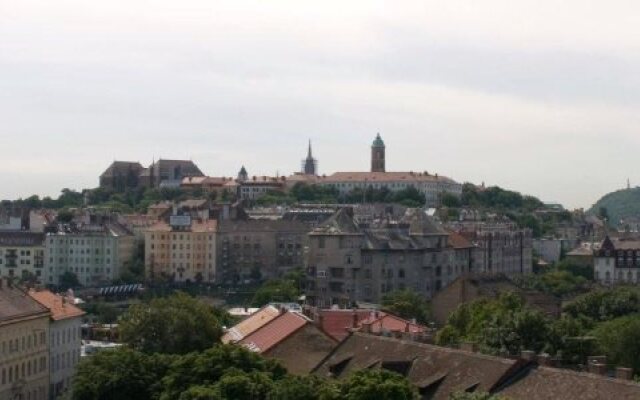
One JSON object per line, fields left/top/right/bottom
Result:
{"left": 588, "top": 187, "right": 640, "bottom": 224}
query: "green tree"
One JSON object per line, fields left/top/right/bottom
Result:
{"left": 73, "top": 348, "right": 173, "bottom": 400}
{"left": 337, "top": 369, "right": 418, "bottom": 400}
{"left": 381, "top": 289, "right": 430, "bottom": 324}
{"left": 159, "top": 345, "right": 286, "bottom": 400}
{"left": 563, "top": 287, "right": 640, "bottom": 323}
{"left": 592, "top": 315, "right": 640, "bottom": 374}
{"left": 119, "top": 292, "right": 224, "bottom": 354}
{"left": 436, "top": 292, "right": 553, "bottom": 355}
{"left": 251, "top": 279, "right": 299, "bottom": 307}
{"left": 59, "top": 271, "right": 81, "bottom": 290}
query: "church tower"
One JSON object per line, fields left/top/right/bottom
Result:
{"left": 302, "top": 140, "right": 318, "bottom": 175}
{"left": 371, "top": 133, "right": 386, "bottom": 172}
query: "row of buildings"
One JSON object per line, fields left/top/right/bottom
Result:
{"left": 0, "top": 282, "right": 84, "bottom": 400}
{"left": 99, "top": 135, "right": 463, "bottom": 207}
{"left": 219, "top": 303, "right": 640, "bottom": 400}
{"left": 0, "top": 201, "right": 533, "bottom": 306}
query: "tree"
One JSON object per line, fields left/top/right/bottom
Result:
{"left": 563, "top": 287, "right": 640, "bottom": 323}
{"left": 59, "top": 271, "right": 81, "bottom": 290}
{"left": 119, "top": 292, "right": 225, "bottom": 354}
{"left": 337, "top": 369, "right": 418, "bottom": 400}
{"left": 592, "top": 315, "right": 640, "bottom": 374}
{"left": 251, "top": 279, "right": 299, "bottom": 307}
{"left": 56, "top": 209, "right": 74, "bottom": 224}
{"left": 73, "top": 347, "right": 174, "bottom": 400}
{"left": 381, "top": 289, "right": 430, "bottom": 324}
{"left": 436, "top": 292, "right": 553, "bottom": 355}
{"left": 159, "top": 345, "right": 287, "bottom": 400}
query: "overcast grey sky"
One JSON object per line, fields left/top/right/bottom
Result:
{"left": 2, "top": 0, "right": 640, "bottom": 209}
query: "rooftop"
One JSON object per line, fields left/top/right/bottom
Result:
{"left": 28, "top": 289, "right": 85, "bottom": 321}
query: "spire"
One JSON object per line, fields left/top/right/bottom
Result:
{"left": 307, "top": 139, "right": 313, "bottom": 159}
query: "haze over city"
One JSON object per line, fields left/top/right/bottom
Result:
{"left": 3, "top": 0, "right": 640, "bottom": 208}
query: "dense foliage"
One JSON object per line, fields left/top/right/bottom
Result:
{"left": 381, "top": 289, "right": 430, "bottom": 324}
{"left": 251, "top": 279, "right": 300, "bottom": 307}
{"left": 119, "top": 292, "right": 225, "bottom": 354}
{"left": 73, "top": 345, "right": 418, "bottom": 400}
{"left": 436, "top": 292, "right": 553, "bottom": 355}
{"left": 591, "top": 315, "right": 640, "bottom": 373}
{"left": 588, "top": 187, "right": 640, "bottom": 226}
{"left": 515, "top": 262, "right": 591, "bottom": 298}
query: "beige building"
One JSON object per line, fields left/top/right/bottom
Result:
{"left": 29, "top": 290, "right": 84, "bottom": 399}
{"left": 217, "top": 219, "right": 309, "bottom": 284}
{"left": 0, "top": 280, "right": 50, "bottom": 400}
{"left": 144, "top": 218, "right": 217, "bottom": 283}
{"left": 0, "top": 233, "right": 45, "bottom": 283}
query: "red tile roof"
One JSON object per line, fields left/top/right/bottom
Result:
{"left": 222, "top": 305, "right": 281, "bottom": 344}
{"left": 28, "top": 289, "right": 85, "bottom": 321}
{"left": 239, "top": 311, "right": 309, "bottom": 353}
{"left": 318, "top": 309, "right": 373, "bottom": 341}
{"left": 317, "top": 309, "right": 429, "bottom": 341}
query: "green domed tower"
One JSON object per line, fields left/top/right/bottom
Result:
{"left": 371, "top": 133, "right": 386, "bottom": 172}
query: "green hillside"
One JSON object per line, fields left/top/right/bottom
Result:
{"left": 589, "top": 187, "right": 640, "bottom": 224}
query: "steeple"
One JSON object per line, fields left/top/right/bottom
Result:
{"left": 302, "top": 139, "right": 317, "bottom": 175}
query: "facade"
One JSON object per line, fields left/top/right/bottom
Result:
{"left": 594, "top": 236, "right": 640, "bottom": 285}
{"left": 0, "top": 233, "right": 45, "bottom": 283}
{"left": 144, "top": 218, "right": 217, "bottom": 283}
{"left": 238, "top": 177, "right": 286, "bottom": 201}
{"left": 305, "top": 208, "right": 467, "bottom": 308}
{"left": 28, "top": 290, "right": 84, "bottom": 399}
{"left": 319, "top": 172, "right": 462, "bottom": 207}
{"left": 217, "top": 219, "right": 309, "bottom": 284}
{"left": 532, "top": 238, "right": 579, "bottom": 264}
{"left": 0, "top": 280, "right": 50, "bottom": 400}
{"left": 98, "top": 161, "right": 144, "bottom": 191}
{"left": 460, "top": 226, "right": 533, "bottom": 276}
{"left": 139, "top": 159, "right": 204, "bottom": 189}
{"left": 44, "top": 224, "right": 135, "bottom": 287}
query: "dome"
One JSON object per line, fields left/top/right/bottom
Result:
{"left": 372, "top": 133, "right": 385, "bottom": 147}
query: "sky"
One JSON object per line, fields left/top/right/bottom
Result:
{"left": 2, "top": 0, "right": 640, "bottom": 209}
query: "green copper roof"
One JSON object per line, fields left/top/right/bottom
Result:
{"left": 372, "top": 133, "right": 385, "bottom": 147}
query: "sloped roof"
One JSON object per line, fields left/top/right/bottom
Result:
{"left": 318, "top": 309, "right": 374, "bottom": 341}
{"left": 222, "top": 305, "right": 281, "bottom": 344}
{"left": 362, "top": 313, "right": 428, "bottom": 335}
{"left": 313, "top": 333, "right": 518, "bottom": 400}
{"left": 0, "top": 283, "right": 50, "bottom": 323}
{"left": 323, "top": 171, "right": 456, "bottom": 184}
{"left": 239, "top": 311, "right": 310, "bottom": 353}
{"left": 498, "top": 364, "right": 640, "bottom": 400}
{"left": 447, "top": 231, "right": 473, "bottom": 249}
{"left": 0, "top": 232, "right": 45, "bottom": 247}
{"left": 28, "top": 289, "right": 85, "bottom": 321}
{"left": 402, "top": 209, "right": 447, "bottom": 236}
{"left": 311, "top": 208, "right": 362, "bottom": 235}
{"left": 100, "top": 161, "right": 144, "bottom": 179}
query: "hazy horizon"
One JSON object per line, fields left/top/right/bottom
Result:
{"left": 3, "top": 1, "right": 640, "bottom": 209}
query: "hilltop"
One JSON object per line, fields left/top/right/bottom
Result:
{"left": 588, "top": 187, "right": 640, "bottom": 224}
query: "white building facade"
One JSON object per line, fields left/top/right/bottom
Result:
{"left": 44, "top": 225, "right": 135, "bottom": 287}
{"left": 594, "top": 237, "right": 640, "bottom": 285}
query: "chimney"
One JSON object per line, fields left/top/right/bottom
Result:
{"left": 588, "top": 363, "right": 607, "bottom": 376}
{"left": 460, "top": 342, "right": 478, "bottom": 353}
{"left": 588, "top": 356, "right": 607, "bottom": 365}
{"left": 520, "top": 350, "right": 536, "bottom": 362}
{"left": 537, "top": 353, "right": 554, "bottom": 367}
{"left": 616, "top": 367, "right": 633, "bottom": 381}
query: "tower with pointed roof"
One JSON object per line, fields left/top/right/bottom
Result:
{"left": 238, "top": 166, "right": 248, "bottom": 182}
{"left": 371, "top": 133, "right": 386, "bottom": 172}
{"left": 302, "top": 140, "right": 318, "bottom": 175}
